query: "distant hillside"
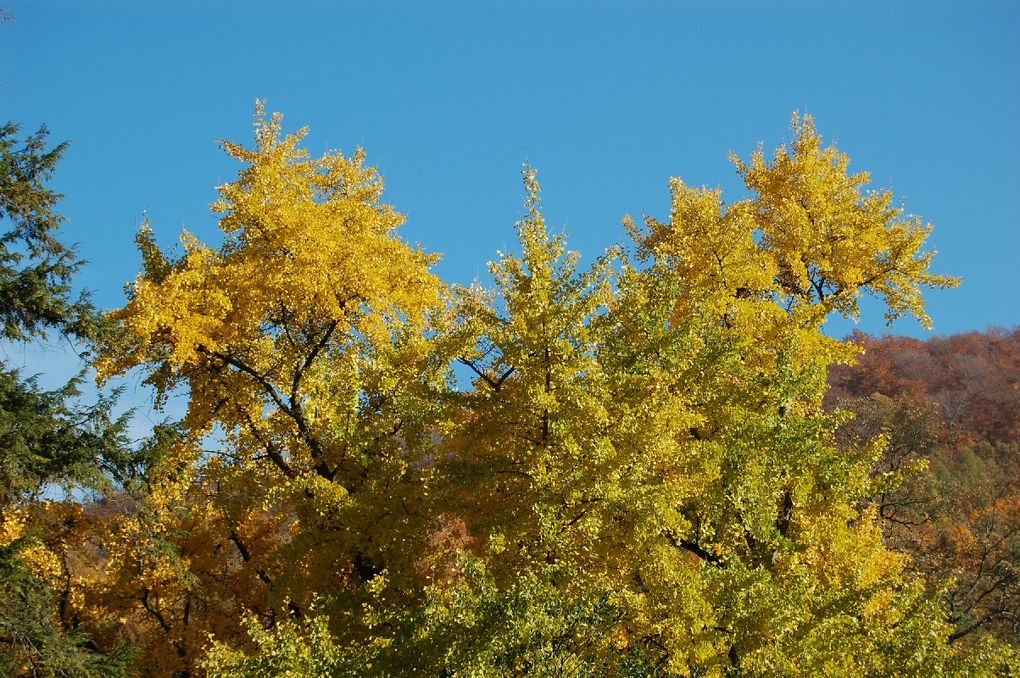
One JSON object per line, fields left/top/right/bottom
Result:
{"left": 828, "top": 327, "right": 1020, "bottom": 648}
{"left": 828, "top": 327, "right": 1020, "bottom": 445}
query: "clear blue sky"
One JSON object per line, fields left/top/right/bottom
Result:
{"left": 3, "top": 1, "right": 1018, "bottom": 346}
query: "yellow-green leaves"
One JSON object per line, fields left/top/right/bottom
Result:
{"left": 92, "top": 110, "right": 1002, "bottom": 675}
{"left": 101, "top": 103, "right": 444, "bottom": 454}
{"left": 94, "top": 105, "right": 455, "bottom": 675}
{"left": 733, "top": 113, "right": 960, "bottom": 328}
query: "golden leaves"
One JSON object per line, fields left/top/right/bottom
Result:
{"left": 90, "top": 109, "right": 987, "bottom": 674}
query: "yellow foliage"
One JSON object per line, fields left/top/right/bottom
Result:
{"left": 88, "top": 110, "right": 1005, "bottom": 675}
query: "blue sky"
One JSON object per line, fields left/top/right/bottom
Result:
{"left": 2, "top": 1, "right": 1018, "bottom": 404}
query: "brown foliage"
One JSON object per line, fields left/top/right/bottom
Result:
{"left": 830, "top": 327, "right": 1020, "bottom": 646}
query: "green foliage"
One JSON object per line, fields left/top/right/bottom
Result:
{"left": 0, "top": 539, "right": 133, "bottom": 677}
{"left": 0, "top": 121, "right": 135, "bottom": 676}
{"left": 204, "top": 556, "right": 656, "bottom": 677}
{"left": 0, "top": 122, "right": 103, "bottom": 342}
{"left": 0, "top": 368, "right": 132, "bottom": 504}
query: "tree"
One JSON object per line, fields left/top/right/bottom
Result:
{"left": 0, "top": 121, "right": 134, "bottom": 676}
{"left": 94, "top": 104, "right": 451, "bottom": 676}
{"left": 102, "top": 111, "right": 1016, "bottom": 675}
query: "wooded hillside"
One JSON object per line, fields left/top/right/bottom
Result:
{"left": 830, "top": 328, "right": 1020, "bottom": 649}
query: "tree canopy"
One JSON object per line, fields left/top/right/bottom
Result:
{"left": 4, "top": 105, "right": 1016, "bottom": 676}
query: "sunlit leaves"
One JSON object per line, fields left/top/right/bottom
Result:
{"left": 94, "top": 111, "right": 1014, "bottom": 674}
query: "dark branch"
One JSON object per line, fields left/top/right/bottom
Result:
{"left": 200, "top": 346, "right": 335, "bottom": 481}
{"left": 664, "top": 532, "right": 724, "bottom": 566}
{"left": 290, "top": 319, "right": 339, "bottom": 403}
{"left": 229, "top": 530, "right": 274, "bottom": 586}
{"left": 458, "top": 356, "right": 515, "bottom": 392}
{"left": 141, "top": 588, "right": 172, "bottom": 634}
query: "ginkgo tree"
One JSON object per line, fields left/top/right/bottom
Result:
{"left": 92, "top": 104, "right": 452, "bottom": 676}
{"left": 92, "top": 109, "right": 1018, "bottom": 676}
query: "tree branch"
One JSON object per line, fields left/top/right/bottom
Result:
{"left": 664, "top": 532, "right": 724, "bottom": 566}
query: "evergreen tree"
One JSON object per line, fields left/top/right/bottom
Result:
{"left": 0, "top": 121, "right": 133, "bottom": 676}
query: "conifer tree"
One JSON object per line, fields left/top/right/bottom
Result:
{"left": 0, "top": 121, "right": 133, "bottom": 676}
